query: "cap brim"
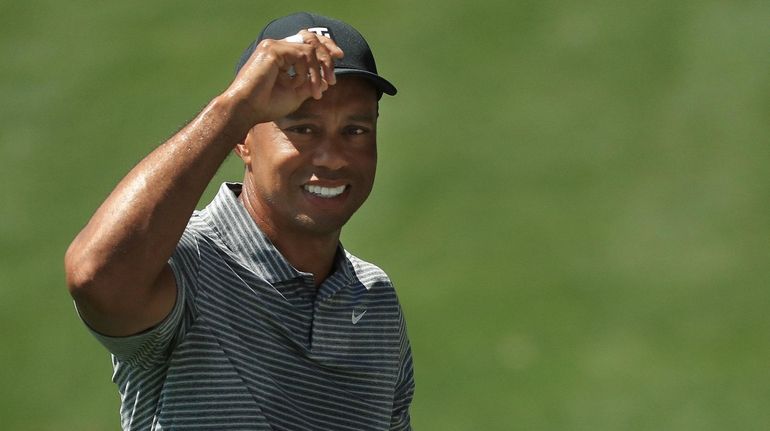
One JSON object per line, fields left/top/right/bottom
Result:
{"left": 334, "top": 68, "right": 397, "bottom": 96}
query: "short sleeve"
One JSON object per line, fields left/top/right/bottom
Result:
{"left": 78, "top": 226, "right": 201, "bottom": 368}
{"left": 80, "top": 282, "right": 186, "bottom": 367}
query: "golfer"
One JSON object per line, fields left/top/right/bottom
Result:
{"left": 65, "top": 12, "right": 414, "bottom": 430}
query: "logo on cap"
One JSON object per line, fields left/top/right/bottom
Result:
{"left": 307, "top": 27, "right": 332, "bottom": 39}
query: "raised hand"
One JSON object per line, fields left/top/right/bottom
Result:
{"left": 224, "top": 30, "right": 345, "bottom": 129}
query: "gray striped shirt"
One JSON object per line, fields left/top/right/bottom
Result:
{"left": 88, "top": 183, "right": 414, "bottom": 430}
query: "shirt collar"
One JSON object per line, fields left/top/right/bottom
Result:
{"left": 203, "top": 182, "right": 354, "bottom": 288}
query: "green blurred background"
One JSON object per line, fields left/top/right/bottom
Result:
{"left": 2, "top": 0, "right": 769, "bottom": 429}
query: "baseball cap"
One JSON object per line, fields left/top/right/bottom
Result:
{"left": 235, "top": 12, "right": 397, "bottom": 97}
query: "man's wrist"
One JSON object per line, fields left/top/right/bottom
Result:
{"left": 204, "top": 93, "right": 260, "bottom": 145}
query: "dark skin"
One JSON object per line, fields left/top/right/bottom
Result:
{"left": 64, "top": 31, "right": 373, "bottom": 337}
{"left": 235, "top": 78, "right": 378, "bottom": 284}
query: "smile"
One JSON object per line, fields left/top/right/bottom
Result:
{"left": 303, "top": 184, "right": 347, "bottom": 198}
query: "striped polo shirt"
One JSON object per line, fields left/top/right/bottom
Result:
{"left": 87, "top": 182, "right": 414, "bottom": 430}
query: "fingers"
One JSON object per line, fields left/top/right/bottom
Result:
{"left": 226, "top": 31, "right": 346, "bottom": 124}
{"left": 303, "top": 31, "right": 343, "bottom": 86}
{"left": 318, "top": 35, "right": 344, "bottom": 60}
{"left": 282, "top": 30, "right": 343, "bottom": 98}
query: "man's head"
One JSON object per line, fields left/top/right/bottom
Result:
{"left": 235, "top": 76, "right": 378, "bottom": 238}
{"left": 234, "top": 13, "right": 395, "bottom": 241}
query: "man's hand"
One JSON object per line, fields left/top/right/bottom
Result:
{"left": 224, "top": 30, "right": 344, "bottom": 130}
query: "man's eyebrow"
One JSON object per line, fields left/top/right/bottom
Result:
{"left": 282, "top": 112, "right": 377, "bottom": 122}
{"left": 283, "top": 112, "right": 321, "bottom": 121}
{"left": 347, "top": 114, "right": 376, "bottom": 122}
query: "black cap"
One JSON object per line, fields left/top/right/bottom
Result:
{"left": 235, "top": 12, "right": 397, "bottom": 97}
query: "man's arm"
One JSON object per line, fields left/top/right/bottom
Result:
{"left": 64, "top": 31, "right": 343, "bottom": 337}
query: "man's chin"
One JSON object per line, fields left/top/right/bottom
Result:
{"left": 292, "top": 214, "right": 350, "bottom": 237}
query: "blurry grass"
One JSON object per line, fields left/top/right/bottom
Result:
{"left": 2, "top": 0, "right": 769, "bottom": 429}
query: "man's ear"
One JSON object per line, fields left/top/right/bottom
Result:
{"left": 233, "top": 131, "right": 252, "bottom": 164}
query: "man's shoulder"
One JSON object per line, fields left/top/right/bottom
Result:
{"left": 174, "top": 208, "right": 221, "bottom": 257}
{"left": 345, "top": 251, "right": 395, "bottom": 289}
{"left": 182, "top": 208, "right": 216, "bottom": 237}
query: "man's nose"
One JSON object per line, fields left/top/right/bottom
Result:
{"left": 312, "top": 134, "right": 347, "bottom": 171}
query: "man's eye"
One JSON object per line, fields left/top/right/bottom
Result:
{"left": 288, "top": 126, "right": 314, "bottom": 134}
{"left": 346, "top": 126, "right": 368, "bottom": 136}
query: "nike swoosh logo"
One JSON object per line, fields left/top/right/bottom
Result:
{"left": 352, "top": 309, "right": 367, "bottom": 325}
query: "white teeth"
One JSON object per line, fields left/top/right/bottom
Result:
{"left": 303, "top": 184, "right": 346, "bottom": 198}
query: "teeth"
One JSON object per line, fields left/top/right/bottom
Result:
{"left": 304, "top": 184, "right": 346, "bottom": 198}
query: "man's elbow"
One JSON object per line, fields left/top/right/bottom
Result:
{"left": 64, "top": 241, "right": 99, "bottom": 298}
{"left": 64, "top": 241, "right": 136, "bottom": 331}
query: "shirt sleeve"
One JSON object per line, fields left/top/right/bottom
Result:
{"left": 390, "top": 307, "right": 415, "bottom": 430}
{"left": 77, "top": 226, "right": 201, "bottom": 368}
{"left": 78, "top": 280, "right": 186, "bottom": 368}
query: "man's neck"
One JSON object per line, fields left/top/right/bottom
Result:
{"left": 271, "top": 232, "right": 339, "bottom": 287}
{"left": 238, "top": 191, "right": 340, "bottom": 287}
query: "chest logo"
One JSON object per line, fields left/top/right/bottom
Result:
{"left": 351, "top": 307, "right": 367, "bottom": 325}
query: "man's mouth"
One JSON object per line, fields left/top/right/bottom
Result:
{"left": 303, "top": 184, "right": 347, "bottom": 198}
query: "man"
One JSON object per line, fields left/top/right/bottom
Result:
{"left": 64, "top": 12, "right": 414, "bottom": 430}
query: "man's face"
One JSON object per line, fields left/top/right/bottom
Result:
{"left": 236, "top": 77, "right": 379, "bottom": 238}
